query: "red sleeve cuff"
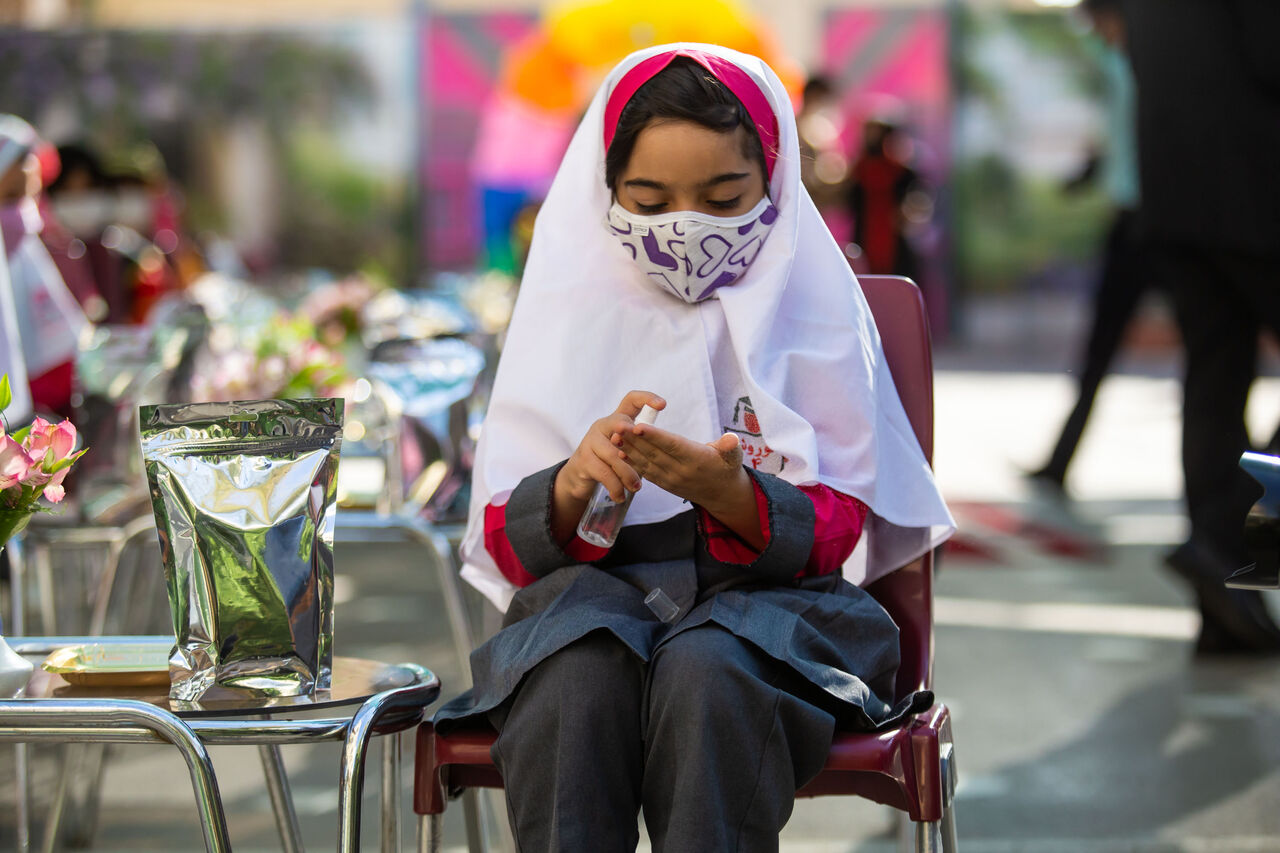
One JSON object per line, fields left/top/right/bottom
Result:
{"left": 699, "top": 477, "right": 772, "bottom": 565}
{"left": 698, "top": 478, "right": 869, "bottom": 577}
{"left": 484, "top": 502, "right": 610, "bottom": 588}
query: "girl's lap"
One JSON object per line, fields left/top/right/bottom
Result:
{"left": 438, "top": 563, "right": 913, "bottom": 734}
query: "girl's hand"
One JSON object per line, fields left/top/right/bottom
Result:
{"left": 550, "top": 391, "right": 665, "bottom": 544}
{"left": 560, "top": 391, "right": 666, "bottom": 502}
{"left": 617, "top": 426, "right": 751, "bottom": 517}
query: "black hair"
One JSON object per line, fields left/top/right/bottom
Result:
{"left": 604, "top": 56, "right": 768, "bottom": 192}
{"left": 802, "top": 74, "right": 834, "bottom": 105}
{"left": 48, "top": 143, "right": 108, "bottom": 193}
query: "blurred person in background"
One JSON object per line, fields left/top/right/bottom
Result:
{"left": 45, "top": 142, "right": 186, "bottom": 325}
{"left": 797, "top": 75, "right": 848, "bottom": 221}
{"left": 0, "top": 238, "right": 33, "bottom": 428}
{"left": 35, "top": 144, "right": 107, "bottom": 323}
{"left": 1029, "top": 0, "right": 1150, "bottom": 494}
{"left": 45, "top": 143, "right": 119, "bottom": 322}
{"left": 0, "top": 116, "right": 89, "bottom": 420}
{"left": 845, "top": 116, "right": 926, "bottom": 280}
{"left": 1124, "top": 0, "right": 1280, "bottom": 654}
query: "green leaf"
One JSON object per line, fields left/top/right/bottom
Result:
{"left": 48, "top": 448, "right": 88, "bottom": 473}
{"left": 9, "top": 425, "right": 31, "bottom": 443}
{"left": 0, "top": 374, "right": 10, "bottom": 414}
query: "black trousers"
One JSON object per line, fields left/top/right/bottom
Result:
{"left": 487, "top": 626, "right": 838, "bottom": 853}
{"left": 1155, "top": 242, "right": 1280, "bottom": 563}
{"left": 1040, "top": 209, "right": 1150, "bottom": 482}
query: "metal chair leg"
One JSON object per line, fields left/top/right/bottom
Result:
{"left": 940, "top": 806, "right": 958, "bottom": 853}
{"left": 8, "top": 540, "right": 29, "bottom": 853}
{"left": 66, "top": 743, "right": 110, "bottom": 847}
{"left": 15, "top": 742, "right": 30, "bottom": 853}
{"left": 32, "top": 541, "right": 55, "bottom": 634}
{"left": 41, "top": 744, "right": 76, "bottom": 853}
{"left": 462, "top": 788, "right": 484, "bottom": 853}
{"left": 258, "top": 743, "right": 304, "bottom": 853}
{"left": 914, "top": 820, "right": 943, "bottom": 853}
{"left": 420, "top": 813, "right": 443, "bottom": 853}
{"left": 940, "top": 743, "right": 959, "bottom": 853}
{"left": 8, "top": 534, "right": 26, "bottom": 635}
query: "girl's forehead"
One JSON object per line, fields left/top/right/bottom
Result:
{"left": 622, "top": 121, "right": 760, "bottom": 182}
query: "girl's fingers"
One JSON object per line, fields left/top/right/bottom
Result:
{"left": 621, "top": 428, "right": 694, "bottom": 469}
{"left": 591, "top": 436, "right": 642, "bottom": 491}
{"left": 584, "top": 455, "right": 629, "bottom": 502}
{"left": 614, "top": 390, "right": 667, "bottom": 420}
{"left": 600, "top": 413, "right": 642, "bottom": 441}
{"left": 710, "top": 432, "right": 743, "bottom": 465}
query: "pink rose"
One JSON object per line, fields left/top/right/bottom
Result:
{"left": 19, "top": 461, "right": 51, "bottom": 489}
{"left": 45, "top": 420, "right": 77, "bottom": 466}
{"left": 42, "top": 467, "right": 70, "bottom": 503}
{"left": 0, "top": 435, "right": 33, "bottom": 490}
{"left": 22, "top": 417, "right": 52, "bottom": 455}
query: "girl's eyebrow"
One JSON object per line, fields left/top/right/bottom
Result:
{"left": 623, "top": 172, "right": 752, "bottom": 190}
{"left": 701, "top": 172, "right": 751, "bottom": 188}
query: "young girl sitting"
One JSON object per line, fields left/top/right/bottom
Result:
{"left": 435, "top": 43, "right": 954, "bottom": 852}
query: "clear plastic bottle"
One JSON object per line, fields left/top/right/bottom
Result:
{"left": 576, "top": 404, "right": 660, "bottom": 547}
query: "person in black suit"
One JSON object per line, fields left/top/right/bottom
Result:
{"left": 1123, "top": 0, "right": 1280, "bottom": 653}
{"left": 1030, "top": 0, "right": 1149, "bottom": 493}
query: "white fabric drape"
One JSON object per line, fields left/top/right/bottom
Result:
{"left": 461, "top": 43, "right": 954, "bottom": 612}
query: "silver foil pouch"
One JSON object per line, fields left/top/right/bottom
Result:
{"left": 140, "top": 398, "right": 343, "bottom": 702}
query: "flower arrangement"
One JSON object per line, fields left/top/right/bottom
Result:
{"left": 299, "top": 274, "right": 380, "bottom": 350}
{"left": 0, "top": 375, "right": 88, "bottom": 545}
{"left": 190, "top": 314, "right": 351, "bottom": 403}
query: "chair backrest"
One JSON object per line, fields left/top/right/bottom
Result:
{"left": 856, "top": 275, "right": 935, "bottom": 700}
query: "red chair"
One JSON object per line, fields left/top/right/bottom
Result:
{"left": 413, "top": 275, "right": 958, "bottom": 852}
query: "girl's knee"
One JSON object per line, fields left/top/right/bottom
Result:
{"left": 649, "top": 628, "right": 771, "bottom": 713}
{"left": 513, "top": 631, "right": 644, "bottom": 722}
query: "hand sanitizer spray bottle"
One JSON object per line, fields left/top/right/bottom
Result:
{"left": 576, "top": 404, "right": 660, "bottom": 548}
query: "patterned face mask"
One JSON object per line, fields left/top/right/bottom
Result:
{"left": 606, "top": 197, "right": 779, "bottom": 302}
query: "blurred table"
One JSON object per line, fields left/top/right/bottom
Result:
{"left": 0, "top": 635, "right": 440, "bottom": 853}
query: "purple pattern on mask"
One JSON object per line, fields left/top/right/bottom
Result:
{"left": 694, "top": 270, "right": 739, "bottom": 300}
{"left": 726, "top": 235, "right": 764, "bottom": 268}
{"left": 669, "top": 240, "right": 690, "bottom": 273}
{"left": 695, "top": 233, "right": 733, "bottom": 279}
{"left": 607, "top": 201, "right": 777, "bottom": 303}
{"left": 641, "top": 231, "right": 680, "bottom": 271}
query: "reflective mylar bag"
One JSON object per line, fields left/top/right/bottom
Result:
{"left": 141, "top": 398, "right": 343, "bottom": 702}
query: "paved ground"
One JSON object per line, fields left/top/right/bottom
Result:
{"left": 5, "top": 327, "right": 1280, "bottom": 851}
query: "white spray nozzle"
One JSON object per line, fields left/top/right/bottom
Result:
{"left": 636, "top": 404, "right": 660, "bottom": 426}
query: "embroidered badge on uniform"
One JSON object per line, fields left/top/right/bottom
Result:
{"left": 726, "top": 396, "right": 787, "bottom": 473}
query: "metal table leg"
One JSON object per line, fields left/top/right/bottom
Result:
{"left": 381, "top": 732, "right": 401, "bottom": 853}
{"left": 0, "top": 699, "right": 232, "bottom": 853}
{"left": 337, "top": 663, "right": 435, "bottom": 853}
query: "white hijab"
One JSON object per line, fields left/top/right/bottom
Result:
{"left": 461, "top": 43, "right": 954, "bottom": 612}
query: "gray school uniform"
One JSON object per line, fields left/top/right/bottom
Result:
{"left": 434, "top": 463, "right": 931, "bottom": 852}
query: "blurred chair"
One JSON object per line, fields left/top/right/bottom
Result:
{"left": 367, "top": 336, "right": 486, "bottom": 522}
{"left": 410, "top": 275, "right": 958, "bottom": 853}
{"left": 5, "top": 298, "right": 206, "bottom": 852}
